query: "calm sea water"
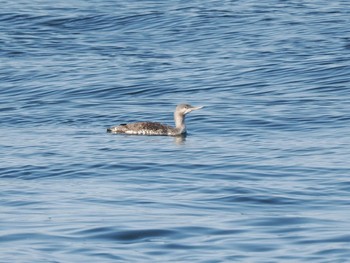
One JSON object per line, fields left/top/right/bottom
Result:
{"left": 1, "top": 0, "right": 350, "bottom": 262}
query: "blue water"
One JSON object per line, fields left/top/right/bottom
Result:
{"left": 1, "top": 0, "right": 350, "bottom": 262}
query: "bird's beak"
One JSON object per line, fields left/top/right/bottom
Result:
{"left": 191, "top": 106, "right": 204, "bottom": 111}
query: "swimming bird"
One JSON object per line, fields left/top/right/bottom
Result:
{"left": 107, "top": 104, "right": 203, "bottom": 136}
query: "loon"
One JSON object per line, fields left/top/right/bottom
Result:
{"left": 107, "top": 104, "right": 203, "bottom": 136}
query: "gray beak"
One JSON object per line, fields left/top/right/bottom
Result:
{"left": 190, "top": 106, "right": 204, "bottom": 111}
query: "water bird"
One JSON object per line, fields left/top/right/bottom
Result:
{"left": 107, "top": 104, "right": 203, "bottom": 136}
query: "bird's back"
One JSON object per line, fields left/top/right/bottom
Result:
{"left": 107, "top": 122, "right": 178, "bottom": 136}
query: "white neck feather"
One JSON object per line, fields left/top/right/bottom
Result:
{"left": 174, "top": 112, "right": 186, "bottom": 133}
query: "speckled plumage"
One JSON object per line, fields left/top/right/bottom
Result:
{"left": 108, "top": 122, "right": 176, "bottom": 135}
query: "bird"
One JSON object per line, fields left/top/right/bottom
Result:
{"left": 107, "top": 104, "right": 203, "bottom": 136}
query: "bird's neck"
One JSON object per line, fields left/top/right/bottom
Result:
{"left": 174, "top": 112, "right": 186, "bottom": 133}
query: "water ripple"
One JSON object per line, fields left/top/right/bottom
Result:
{"left": 1, "top": 0, "right": 350, "bottom": 262}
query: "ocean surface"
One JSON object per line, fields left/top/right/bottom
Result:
{"left": 1, "top": 0, "right": 350, "bottom": 262}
